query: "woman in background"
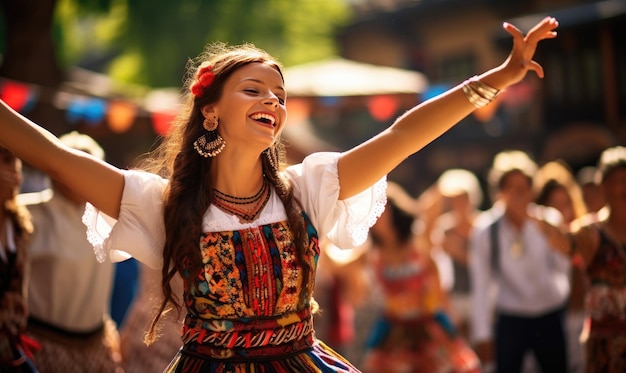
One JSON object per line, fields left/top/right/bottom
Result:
{"left": 534, "top": 160, "right": 589, "bottom": 373}
{"left": 569, "top": 146, "right": 626, "bottom": 373}
{"left": 362, "top": 183, "right": 480, "bottom": 373}
{"left": 0, "top": 146, "right": 37, "bottom": 373}
{"left": 431, "top": 169, "right": 484, "bottom": 340}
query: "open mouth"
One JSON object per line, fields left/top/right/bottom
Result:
{"left": 250, "top": 113, "right": 276, "bottom": 127}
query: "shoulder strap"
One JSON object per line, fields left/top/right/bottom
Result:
{"left": 489, "top": 217, "right": 500, "bottom": 273}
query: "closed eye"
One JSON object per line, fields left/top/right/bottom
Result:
{"left": 244, "top": 87, "right": 284, "bottom": 105}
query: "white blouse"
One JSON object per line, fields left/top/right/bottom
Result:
{"left": 84, "top": 152, "right": 387, "bottom": 270}
{"left": 26, "top": 192, "right": 114, "bottom": 331}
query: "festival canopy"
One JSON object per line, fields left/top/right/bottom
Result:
{"left": 283, "top": 57, "right": 428, "bottom": 97}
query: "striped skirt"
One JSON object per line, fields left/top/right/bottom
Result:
{"left": 163, "top": 339, "right": 360, "bottom": 373}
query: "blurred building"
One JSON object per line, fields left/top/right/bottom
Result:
{"left": 303, "top": 0, "right": 625, "bottom": 199}
{"left": 5, "top": 0, "right": 623, "bottom": 199}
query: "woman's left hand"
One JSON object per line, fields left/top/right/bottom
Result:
{"left": 500, "top": 16, "right": 559, "bottom": 85}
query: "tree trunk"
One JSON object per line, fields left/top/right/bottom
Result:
{"left": 0, "top": 0, "right": 67, "bottom": 137}
{"left": 0, "top": 0, "right": 64, "bottom": 87}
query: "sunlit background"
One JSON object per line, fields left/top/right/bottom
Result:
{"left": 0, "top": 0, "right": 624, "bottom": 202}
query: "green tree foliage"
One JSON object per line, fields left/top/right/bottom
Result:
{"left": 52, "top": 0, "right": 351, "bottom": 88}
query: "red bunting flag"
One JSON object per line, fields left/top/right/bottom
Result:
{"left": 151, "top": 111, "right": 177, "bottom": 136}
{"left": 0, "top": 80, "right": 31, "bottom": 112}
{"left": 367, "top": 95, "right": 398, "bottom": 122}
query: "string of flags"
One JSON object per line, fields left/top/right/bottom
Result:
{"left": 0, "top": 73, "right": 530, "bottom": 137}
{"left": 0, "top": 77, "right": 178, "bottom": 136}
{"left": 0, "top": 74, "right": 408, "bottom": 135}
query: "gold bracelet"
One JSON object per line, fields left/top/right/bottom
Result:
{"left": 462, "top": 83, "right": 490, "bottom": 108}
{"left": 462, "top": 76, "right": 500, "bottom": 108}
{"left": 469, "top": 76, "right": 500, "bottom": 97}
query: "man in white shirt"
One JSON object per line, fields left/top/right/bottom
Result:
{"left": 469, "top": 150, "right": 570, "bottom": 373}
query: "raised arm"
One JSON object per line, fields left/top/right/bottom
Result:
{"left": 0, "top": 100, "right": 124, "bottom": 218}
{"left": 337, "top": 17, "right": 559, "bottom": 199}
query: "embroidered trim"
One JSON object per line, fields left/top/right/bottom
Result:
{"left": 82, "top": 203, "right": 108, "bottom": 263}
{"left": 181, "top": 308, "right": 314, "bottom": 348}
{"left": 346, "top": 178, "right": 388, "bottom": 247}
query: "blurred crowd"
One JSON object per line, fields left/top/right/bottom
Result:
{"left": 1, "top": 131, "right": 625, "bottom": 373}
{"left": 314, "top": 145, "right": 626, "bottom": 373}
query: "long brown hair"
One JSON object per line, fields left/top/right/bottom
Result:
{"left": 141, "top": 43, "right": 312, "bottom": 345}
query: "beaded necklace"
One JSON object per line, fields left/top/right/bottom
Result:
{"left": 212, "top": 179, "right": 271, "bottom": 223}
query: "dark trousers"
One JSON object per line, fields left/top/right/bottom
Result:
{"left": 494, "top": 306, "right": 567, "bottom": 373}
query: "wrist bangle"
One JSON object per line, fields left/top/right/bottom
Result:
{"left": 462, "top": 76, "right": 500, "bottom": 108}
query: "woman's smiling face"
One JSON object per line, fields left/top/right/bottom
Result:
{"left": 210, "top": 62, "right": 287, "bottom": 152}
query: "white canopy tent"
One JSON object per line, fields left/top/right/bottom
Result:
{"left": 283, "top": 57, "right": 428, "bottom": 97}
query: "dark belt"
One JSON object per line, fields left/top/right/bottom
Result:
{"left": 27, "top": 316, "right": 105, "bottom": 339}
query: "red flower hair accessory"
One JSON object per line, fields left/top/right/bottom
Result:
{"left": 190, "top": 65, "right": 215, "bottom": 98}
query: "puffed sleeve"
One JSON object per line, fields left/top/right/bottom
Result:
{"left": 83, "top": 170, "right": 167, "bottom": 269}
{"left": 285, "top": 152, "right": 387, "bottom": 249}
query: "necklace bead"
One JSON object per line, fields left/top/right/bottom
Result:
{"left": 213, "top": 179, "right": 267, "bottom": 204}
{"left": 211, "top": 179, "right": 271, "bottom": 223}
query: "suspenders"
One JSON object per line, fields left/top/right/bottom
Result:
{"left": 489, "top": 217, "right": 500, "bottom": 273}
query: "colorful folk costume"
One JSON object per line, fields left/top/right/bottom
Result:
{"left": 581, "top": 225, "right": 626, "bottom": 373}
{"left": 0, "top": 203, "right": 38, "bottom": 372}
{"left": 362, "top": 249, "right": 480, "bottom": 373}
{"left": 83, "top": 153, "right": 386, "bottom": 373}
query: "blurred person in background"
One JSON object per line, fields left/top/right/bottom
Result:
{"left": 118, "top": 263, "right": 183, "bottom": 373}
{"left": 313, "top": 239, "right": 369, "bottom": 361}
{"left": 0, "top": 146, "right": 37, "bottom": 372}
{"left": 568, "top": 146, "right": 626, "bottom": 373}
{"left": 534, "top": 160, "right": 588, "bottom": 373}
{"left": 534, "top": 160, "right": 587, "bottom": 225}
{"left": 576, "top": 166, "right": 606, "bottom": 221}
{"left": 362, "top": 182, "right": 480, "bottom": 373}
{"left": 19, "top": 132, "right": 124, "bottom": 373}
{"left": 469, "top": 150, "right": 570, "bottom": 373}
{"left": 431, "top": 169, "right": 484, "bottom": 341}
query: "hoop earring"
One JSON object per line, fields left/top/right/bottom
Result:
{"left": 194, "top": 115, "right": 224, "bottom": 157}
{"left": 193, "top": 130, "right": 225, "bottom": 157}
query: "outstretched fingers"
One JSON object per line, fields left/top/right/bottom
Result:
{"left": 503, "top": 21, "right": 523, "bottom": 39}
{"left": 503, "top": 16, "right": 558, "bottom": 79}
{"left": 525, "top": 60, "right": 545, "bottom": 79}
{"left": 525, "top": 16, "right": 559, "bottom": 43}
